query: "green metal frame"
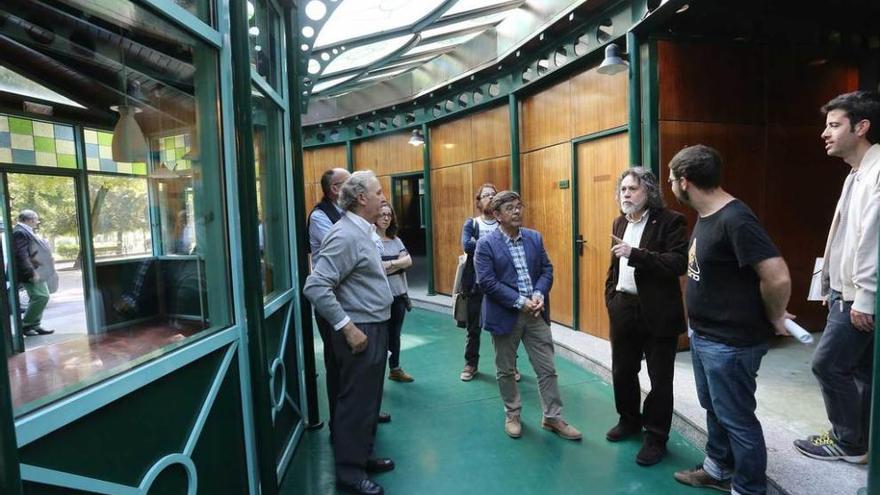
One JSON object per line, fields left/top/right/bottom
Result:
{"left": 0, "top": 258, "right": 20, "bottom": 495}
{"left": 569, "top": 125, "right": 629, "bottom": 333}
{"left": 508, "top": 93, "right": 521, "bottom": 193}
{"left": 422, "top": 123, "right": 435, "bottom": 295}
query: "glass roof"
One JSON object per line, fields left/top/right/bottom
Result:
{"left": 301, "top": 0, "right": 524, "bottom": 101}
{"left": 0, "top": 65, "right": 86, "bottom": 108}
{"left": 314, "top": 0, "right": 446, "bottom": 49}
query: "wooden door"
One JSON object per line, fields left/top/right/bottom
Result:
{"left": 576, "top": 133, "right": 628, "bottom": 339}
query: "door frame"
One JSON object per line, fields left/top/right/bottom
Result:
{"left": 570, "top": 125, "right": 628, "bottom": 333}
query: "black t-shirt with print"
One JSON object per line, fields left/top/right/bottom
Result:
{"left": 686, "top": 199, "right": 781, "bottom": 347}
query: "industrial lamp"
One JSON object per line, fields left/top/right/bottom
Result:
{"left": 408, "top": 128, "right": 425, "bottom": 146}
{"left": 110, "top": 104, "right": 148, "bottom": 162}
{"left": 597, "top": 43, "right": 629, "bottom": 75}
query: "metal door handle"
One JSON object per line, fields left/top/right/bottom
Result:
{"left": 575, "top": 235, "right": 585, "bottom": 256}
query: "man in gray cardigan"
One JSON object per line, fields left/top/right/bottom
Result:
{"left": 303, "top": 170, "right": 393, "bottom": 495}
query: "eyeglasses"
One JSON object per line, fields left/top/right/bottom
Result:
{"left": 500, "top": 203, "right": 524, "bottom": 213}
{"left": 379, "top": 212, "right": 392, "bottom": 218}
{"left": 479, "top": 193, "right": 495, "bottom": 199}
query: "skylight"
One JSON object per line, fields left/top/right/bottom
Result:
{"left": 322, "top": 35, "right": 415, "bottom": 76}
{"left": 314, "top": 0, "right": 445, "bottom": 49}
{"left": 0, "top": 65, "right": 86, "bottom": 109}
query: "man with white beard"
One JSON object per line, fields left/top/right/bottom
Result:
{"left": 603, "top": 167, "right": 688, "bottom": 466}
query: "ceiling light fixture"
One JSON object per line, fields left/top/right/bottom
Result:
{"left": 597, "top": 43, "right": 628, "bottom": 75}
{"left": 408, "top": 128, "right": 425, "bottom": 146}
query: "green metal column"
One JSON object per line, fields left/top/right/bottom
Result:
{"left": 285, "top": 4, "right": 321, "bottom": 430}
{"left": 422, "top": 123, "right": 435, "bottom": 295}
{"left": 627, "top": 30, "right": 642, "bottom": 166}
{"left": 509, "top": 93, "right": 521, "bottom": 192}
{"left": 346, "top": 140, "right": 354, "bottom": 172}
{"left": 0, "top": 254, "right": 21, "bottom": 494}
{"left": 229, "top": 0, "right": 278, "bottom": 491}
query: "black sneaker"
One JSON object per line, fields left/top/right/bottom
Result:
{"left": 673, "top": 465, "right": 731, "bottom": 492}
{"left": 793, "top": 431, "right": 868, "bottom": 464}
{"left": 23, "top": 326, "right": 54, "bottom": 336}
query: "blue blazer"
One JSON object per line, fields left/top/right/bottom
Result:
{"left": 474, "top": 228, "right": 553, "bottom": 335}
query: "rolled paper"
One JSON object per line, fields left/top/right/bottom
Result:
{"left": 784, "top": 319, "right": 814, "bottom": 345}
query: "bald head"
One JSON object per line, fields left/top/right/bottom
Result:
{"left": 320, "top": 167, "right": 350, "bottom": 201}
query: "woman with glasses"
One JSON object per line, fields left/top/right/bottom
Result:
{"left": 375, "top": 203, "right": 415, "bottom": 382}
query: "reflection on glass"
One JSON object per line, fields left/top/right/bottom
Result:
{"left": 252, "top": 90, "right": 291, "bottom": 299}
{"left": 249, "top": 0, "right": 282, "bottom": 88}
{"left": 314, "top": 0, "right": 445, "bottom": 48}
{"left": 88, "top": 175, "right": 152, "bottom": 259}
{"left": 2, "top": 0, "right": 232, "bottom": 416}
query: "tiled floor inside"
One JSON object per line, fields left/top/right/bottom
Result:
{"left": 281, "top": 308, "right": 716, "bottom": 494}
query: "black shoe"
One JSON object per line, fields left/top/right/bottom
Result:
{"left": 337, "top": 478, "right": 384, "bottom": 495}
{"left": 366, "top": 457, "right": 395, "bottom": 473}
{"left": 636, "top": 439, "right": 667, "bottom": 466}
{"left": 23, "top": 326, "right": 54, "bottom": 336}
{"left": 605, "top": 422, "right": 640, "bottom": 442}
{"left": 377, "top": 411, "right": 391, "bottom": 423}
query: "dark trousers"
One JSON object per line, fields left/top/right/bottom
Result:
{"left": 464, "top": 290, "right": 484, "bottom": 367}
{"left": 388, "top": 295, "right": 407, "bottom": 369}
{"left": 608, "top": 292, "right": 678, "bottom": 443}
{"left": 315, "top": 312, "right": 339, "bottom": 435}
{"left": 812, "top": 290, "right": 874, "bottom": 453}
{"left": 332, "top": 321, "right": 389, "bottom": 485}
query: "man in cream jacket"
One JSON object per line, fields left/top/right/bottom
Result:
{"left": 794, "top": 91, "right": 880, "bottom": 464}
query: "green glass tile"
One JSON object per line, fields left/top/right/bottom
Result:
{"left": 57, "top": 154, "right": 77, "bottom": 168}
{"left": 97, "top": 131, "right": 113, "bottom": 146}
{"left": 163, "top": 137, "right": 175, "bottom": 149}
{"left": 8, "top": 117, "right": 33, "bottom": 135}
{"left": 33, "top": 136, "right": 56, "bottom": 153}
{"left": 132, "top": 163, "right": 147, "bottom": 175}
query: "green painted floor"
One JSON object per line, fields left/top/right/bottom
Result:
{"left": 281, "top": 308, "right": 715, "bottom": 494}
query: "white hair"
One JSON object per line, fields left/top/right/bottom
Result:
{"left": 337, "top": 170, "right": 377, "bottom": 212}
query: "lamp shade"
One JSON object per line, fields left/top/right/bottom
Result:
{"left": 111, "top": 105, "right": 148, "bottom": 162}
{"left": 408, "top": 129, "right": 424, "bottom": 146}
{"left": 597, "top": 43, "right": 629, "bottom": 75}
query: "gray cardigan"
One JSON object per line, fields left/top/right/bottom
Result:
{"left": 303, "top": 213, "right": 392, "bottom": 327}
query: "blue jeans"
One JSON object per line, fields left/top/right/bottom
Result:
{"left": 691, "top": 333, "right": 769, "bottom": 495}
{"left": 812, "top": 290, "right": 873, "bottom": 453}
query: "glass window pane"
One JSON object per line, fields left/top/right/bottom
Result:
{"left": 4, "top": 0, "right": 233, "bottom": 416}
{"left": 252, "top": 90, "right": 291, "bottom": 299}
{"left": 314, "top": 0, "right": 446, "bottom": 48}
{"left": 323, "top": 35, "right": 415, "bottom": 77}
{"left": 249, "top": 0, "right": 283, "bottom": 89}
{"left": 420, "top": 12, "right": 506, "bottom": 39}
{"left": 0, "top": 65, "right": 86, "bottom": 108}
{"left": 88, "top": 175, "right": 152, "bottom": 260}
{"left": 405, "top": 32, "right": 481, "bottom": 57}
{"left": 0, "top": 114, "right": 77, "bottom": 169}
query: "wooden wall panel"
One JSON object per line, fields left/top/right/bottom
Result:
{"left": 766, "top": 55, "right": 859, "bottom": 125}
{"left": 571, "top": 67, "right": 628, "bottom": 137}
{"left": 472, "top": 157, "right": 511, "bottom": 197}
{"left": 430, "top": 117, "right": 473, "bottom": 169}
{"left": 472, "top": 105, "right": 511, "bottom": 162}
{"left": 431, "top": 164, "right": 474, "bottom": 295}
{"left": 304, "top": 145, "right": 347, "bottom": 180}
{"left": 521, "top": 143, "right": 573, "bottom": 326}
{"left": 659, "top": 121, "right": 766, "bottom": 225}
{"left": 658, "top": 40, "right": 764, "bottom": 124}
{"left": 521, "top": 79, "right": 572, "bottom": 152}
{"left": 765, "top": 125, "right": 849, "bottom": 330}
{"left": 576, "top": 134, "right": 629, "bottom": 340}
{"left": 385, "top": 131, "right": 423, "bottom": 173}
{"left": 353, "top": 137, "right": 386, "bottom": 174}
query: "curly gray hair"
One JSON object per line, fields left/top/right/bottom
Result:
{"left": 337, "top": 170, "right": 377, "bottom": 212}
{"left": 616, "top": 166, "right": 664, "bottom": 210}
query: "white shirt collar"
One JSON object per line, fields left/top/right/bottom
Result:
{"left": 625, "top": 209, "right": 649, "bottom": 224}
{"left": 346, "top": 211, "right": 374, "bottom": 235}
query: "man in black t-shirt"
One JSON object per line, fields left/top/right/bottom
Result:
{"left": 668, "top": 145, "right": 792, "bottom": 495}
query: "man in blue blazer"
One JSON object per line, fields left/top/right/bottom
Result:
{"left": 474, "top": 190, "right": 581, "bottom": 441}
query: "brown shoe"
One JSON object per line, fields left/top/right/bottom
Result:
{"left": 505, "top": 416, "right": 522, "bottom": 438}
{"left": 606, "top": 422, "right": 641, "bottom": 442}
{"left": 389, "top": 368, "right": 414, "bottom": 382}
{"left": 541, "top": 417, "right": 582, "bottom": 441}
{"left": 673, "top": 466, "right": 731, "bottom": 492}
{"left": 636, "top": 438, "right": 667, "bottom": 466}
{"left": 460, "top": 365, "right": 477, "bottom": 381}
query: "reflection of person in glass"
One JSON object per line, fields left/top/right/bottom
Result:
{"left": 172, "top": 209, "right": 195, "bottom": 254}
{"left": 13, "top": 210, "right": 58, "bottom": 336}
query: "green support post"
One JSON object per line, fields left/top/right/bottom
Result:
{"left": 509, "top": 93, "right": 520, "bottom": 192}
{"left": 346, "top": 140, "right": 354, "bottom": 172}
{"left": 229, "top": 0, "right": 278, "bottom": 492}
{"left": 627, "top": 30, "right": 642, "bottom": 167}
{"left": 422, "top": 123, "right": 435, "bottom": 295}
{"left": 0, "top": 251, "right": 21, "bottom": 494}
{"left": 286, "top": 5, "right": 322, "bottom": 430}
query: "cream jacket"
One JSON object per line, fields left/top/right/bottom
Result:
{"left": 822, "top": 144, "right": 880, "bottom": 314}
